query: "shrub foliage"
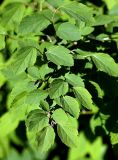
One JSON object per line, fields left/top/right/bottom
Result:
{"left": 0, "top": 0, "right": 118, "bottom": 159}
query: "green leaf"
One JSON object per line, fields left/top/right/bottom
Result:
{"left": 46, "top": 0, "right": 63, "bottom": 8}
{"left": 18, "top": 38, "right": 40, "bottom": 51}
{"left": 65, "top": 73, "right": 85, "bottom": 87}
{"left": 61, "top": 2, "right": 94, "bottom": 26}
{"left": 9, "top": 92, "right": 33, "bottom": 120}
{"left": 1, "top": 3, "right": 25, "bottom": 29}
{"left": 9, "top": 46, "right": 37, "bottom": 74}
{"left": 67, "top": 114, "right": 78, "bottom": 129}
{"left": 28, "top": 64, "right": 53, "bottom": 80}
{"left": 0, "top": 136, "right": 9, "bottom": 158}
{"left": 52, "top": 108, "right": 68, "bottom": 125}
{"left": 68, "top": 132, "right": 106, "bottom": 160}
{"left": 49, "top": 79, "right": 68, "bottom": 99}
{"left": 0, "top": 111, "right": 19, "bottom": 137}
{"left": 27, "top": 66, "right": 41, "bottom": 79}
{"left": 110, "top": 122, "right": 118, "bottom": 145}
{"left": 56, "top": 22, "right": 81, "bottom": 41}
{"left": 36, "top": 126, "right": 55, "bottom": 152}
{"left": 38, "top": 42, "right": 54, "bottom": 54}
{"left": 110, "top": 132, "right": 118, "bottom": 145}
{"left": 38, "top": 64, "right": 54, "bottom": 79}
{"left": 40, "top": 100, "right": 49, "bottom": 111}
{"left": 94, "top": 15, "right": 114, "bottom": 26}
{"left": 75, "top": 49, "right": 96, "bottom": 58}
{"left": 89, "top": 138, "right": 107, "bottom": 160}
{"left": 109, "top": 4, "right": 118, "bottom": 15}
{"left": 9, "top": 90, "right": 43, "bottom": 121}
{"left": 26, "top": 109, "right": 49, "bottom": 132}
{"left": 0, "top": 25, "right": 6, "bottom": 35}
{"left": 57, "top": 118, "right": 79, "bottom": 147}
{"left": 68, "top": 132, "right": 88, "bottom": 160}
{"left": 52, "top": 109, "right": 79, "bottom": 147}
{"left": 78, "top": 22, "right": 94, "bottom": 36}
{"left": 46, "top": 45, "right": 74, "bottom": 66}
{"left": 0, "top": 35, "right": 5, "bottom": 50}
{"left": 91, "top": 53, "right": 118, "bottom": 77}
{"left": 61, "top": 96, "right": 80, "bottom": 118}
{"left": 103, "top": 0, "right": 118, "bottom": 10}
{"left": 8, "top": 79, "right": 37, "bottom": 108}
{"left": 76, "top": 49, "right": 118, "bottom": 77}
{"left": 26, "top": 89, "right": 48, "bottom": 106}
{"left": 10, "top": 91, "right": 27, "bottom": 108}
{"left": 74, "top": 87, "right": 93, "bottom": 110}
{"left": 89, "top": 81, "right": 104, "bottom": 98}
{"left": 19, "top": 13, "right": 50, "bottom": 35}
{"left": 0, "top": 71, "right": 6, "bottom": 87}
{"left": 90, "top": 115, "right": 103, "bottom": 134}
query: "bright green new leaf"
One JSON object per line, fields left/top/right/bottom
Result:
{"left": 46, "top": 45, "right": 74, "bottom": 66}
{"left": 56, "top": 22, "right": 81, "bottom": 41}
{"left": 74, "top": 87, "right": 94, "bottom": 110}
{"left": 65, "top": 73, "right": 85, "bottom": 87}
{"left": 61, "top": 96, "right": 80, "bottom": 118}
{"left": 36, "top": 126, "right": 55, "bottom": 152}
{"left": 49, "top": 79, "right": 68, "bottom": 99}
{"left": 9, "top": 46, "right": 37, "bottom": 74}
{"left": 19, "top": 13, "right": 50, "bottom": 35}
{"left": 26, "top": 109, "right": 49, "bottom": 132}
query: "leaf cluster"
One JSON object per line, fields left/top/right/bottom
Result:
{"left": 0, "top": 0, "right": 118, "bottom": 159}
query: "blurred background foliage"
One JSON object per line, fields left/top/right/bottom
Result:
{"left": 0, "top": 0, "right": 118, "bottom": 160}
